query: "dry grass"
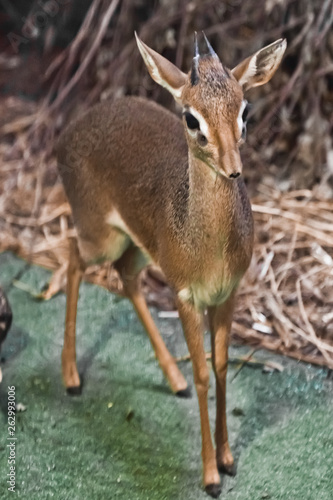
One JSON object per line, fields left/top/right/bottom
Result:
{"left": 0, "top": 0, "right": 332, "bottom": 369}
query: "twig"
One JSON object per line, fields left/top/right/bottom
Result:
{"left": 48, "top": 0, "right": 119, "bottom": 114}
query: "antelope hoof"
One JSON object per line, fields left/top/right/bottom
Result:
{"left": 205, "top": 483, "right": 221, "bottom": 498}
{"left": 218, "top": 462, "right": 237, "bottom": 476}
{"left": 217, "top": 443, "right": 235, "bottom": 475}
{"left": 62, "top": 359, "right": 81, "bottom": 395}
{"left": 64, "top": 371, "right": 82, "bottom": 396}
{"left": 66, "top": 384, "right": 82, "bottom": 396}
{"left": 175, "top": 386, "right": 192, "bottom": 398}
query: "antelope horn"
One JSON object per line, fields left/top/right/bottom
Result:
{"left": 202, "top": 31, "right": 219, "bottom": 59}
{"left": 191, "top": 31, "right": 199, "bottom": 86}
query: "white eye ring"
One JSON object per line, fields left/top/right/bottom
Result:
{"left": 237, "top": 100, "right": 248, "bottom": 137}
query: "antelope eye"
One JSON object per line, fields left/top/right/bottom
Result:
{"left": 242, "top": 105, "right": 248, "bottom": 123}
{"left": 241, "top": 123, "right": 247, "bottom": 140}
{"left": 184, "top": 112, "right": 200, "bottom": 130}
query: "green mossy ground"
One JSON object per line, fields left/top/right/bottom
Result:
{"left": 0, "top": 252, "right": 332, "bottom": 500}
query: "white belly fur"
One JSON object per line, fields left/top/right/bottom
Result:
{"left": 75, "top": 209, "right": 150, "bottom": 264}
{"left": 178, "top": 274, "right": 238, "bottom": 310}
{"left": 105, "top": 209, "right": 152, "bottom": 264}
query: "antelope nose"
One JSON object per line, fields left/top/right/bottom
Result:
{"left": 229, "top": 172, "right": 240, "bottom": 179}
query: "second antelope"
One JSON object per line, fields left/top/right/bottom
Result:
{"left": 58, "top": 33, "right": 286, "bottom": 497}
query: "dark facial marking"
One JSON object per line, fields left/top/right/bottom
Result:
{"left": 198, "top": 133, "right": 208, "bottom": 146}
{"left": 191, "top": 65, "right": 199, "bottom": 86}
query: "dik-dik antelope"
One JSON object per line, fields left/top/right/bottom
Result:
{"left": 57, "top": 33, "right": 286, "bottom": 497}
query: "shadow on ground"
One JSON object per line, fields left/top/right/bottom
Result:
{"left": 0, "top": 252, "right": 332, "bottom": 500}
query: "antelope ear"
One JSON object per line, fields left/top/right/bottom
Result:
{"left": 232, "top": 39, "right": 287, "bottom": 91}
{"left": 135, "top": 33, "right": 187, "bottom": 104}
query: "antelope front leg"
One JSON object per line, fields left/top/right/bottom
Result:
{"left": 62, "top": 238, "right": 85, "bottom": 394}
{"left": 208, "top": 294, "right": 236, "bottom": 476}
{"left": 177, "top": 299, "right": 221, "bottom": 498}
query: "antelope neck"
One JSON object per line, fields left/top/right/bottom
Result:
{"left": 187, "top": 154, "right": 241, "bottom": 230}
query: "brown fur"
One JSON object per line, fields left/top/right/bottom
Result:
{"left": 58, "top": 35, "right": 286, "bottom": 496}
{"left": 58, "top": 94, "right": 253, "bottom": 299}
